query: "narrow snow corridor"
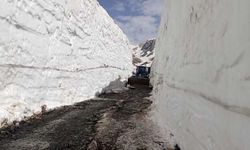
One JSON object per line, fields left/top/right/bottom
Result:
{"left": 1, "top": 0, "right": 249, "bottom": 150}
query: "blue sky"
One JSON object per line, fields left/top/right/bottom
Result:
{"left": 97, "top": 0, "right": 164, "bottom": 44}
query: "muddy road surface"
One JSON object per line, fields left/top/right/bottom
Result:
{"left": 0, "top": 85, "right": 169, "bottom": 150}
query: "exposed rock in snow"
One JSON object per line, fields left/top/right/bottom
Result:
{"left": 152, "top": 0, "right": 250, "bottom": 150}
{"left": 0, "top": 0, "right": 133, "bottom": 127}
{"left": 132, "top": 39, "right": 155, "bottom": 67}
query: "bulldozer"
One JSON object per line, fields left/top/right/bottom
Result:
{"left": 128, "top": 66, "right": 151, "bottom": 86}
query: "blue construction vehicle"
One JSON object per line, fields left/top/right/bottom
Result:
{"left": 128, "top": 66, "right": 151, "bottom": 86}
{"left": 134, "top": 66, "right": 151, "bottom": 78}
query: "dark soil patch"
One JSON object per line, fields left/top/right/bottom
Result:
{"left": 0, "top": 100, "right": 118, "bottom": 150}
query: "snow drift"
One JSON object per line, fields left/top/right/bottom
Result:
{"left": 152, "top": 0, "right": 250, "bottom": 149}
{"left": 0, "top": 0, "right": 133, "bottom": 127}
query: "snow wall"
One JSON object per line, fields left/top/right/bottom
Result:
{"left": 0, "top": 0, "right": 133, "bottom": 127}
{"left": 152, "top": 0, "right": 250, "bottom": 149}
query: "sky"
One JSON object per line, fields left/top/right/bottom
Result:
{"left": 97, "top": 0, "right": 164, "bottom": 44}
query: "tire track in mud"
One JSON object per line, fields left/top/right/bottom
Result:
{"left": 88, "top": 85, "right": 169, "bottom": 150}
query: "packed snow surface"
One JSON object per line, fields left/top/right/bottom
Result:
{"left": 152, "top": 0, "right": 250, "bottom": 150}
{"left": 0, "top": 0, "right": 133, "bottom": 127}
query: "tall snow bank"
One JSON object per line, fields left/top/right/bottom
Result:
{"left": 152, "top": 0, "right": 250, "bottom": 149}
{"left": 0, "top": 0, "right": 133, "bottom": 127}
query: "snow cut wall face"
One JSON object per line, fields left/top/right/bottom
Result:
{"left": 152, "top": 0, "right": 250, "bottom": 150}
{"left": 0, "top": 0, "right": 133, "bottom": 126}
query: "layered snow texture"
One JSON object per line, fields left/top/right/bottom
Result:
{"left": 132, "top": 39, "right": 155, "bottom": 67}
{"left": 0, "top": 0, "right": 133, "bottom": 127}
{"left": 152, "top": 0, "right": 250, "bottom": 149}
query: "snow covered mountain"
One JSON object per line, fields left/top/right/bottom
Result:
{"left": 152, "top": 0, "right": 250, "bottom": 149}
{"left": 0, "top": 0, "right": 133, "bottom": 127}
{"left": 132, "top": 39, "right": 156, "bottom": 67}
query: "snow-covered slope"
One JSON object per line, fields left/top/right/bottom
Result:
{"left": 152, "top": 0, "right": 250, "bottom": 149}
{"left": 0, "top": 0, "right": 133, "bottom": 127}
{"left": 132, "top": 39, "right": 155, "bottom": 67}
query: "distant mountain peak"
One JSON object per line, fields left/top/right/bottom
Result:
{"left": 132, "top": 39, "right": 156, "bottom": 67}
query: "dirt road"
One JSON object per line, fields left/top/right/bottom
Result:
{"left": 0, "top": 85, "right": 168, "bottom": 150}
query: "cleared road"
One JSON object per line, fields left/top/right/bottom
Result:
{"left": 0, "top": 85, "right": 169, "bottom": 150}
